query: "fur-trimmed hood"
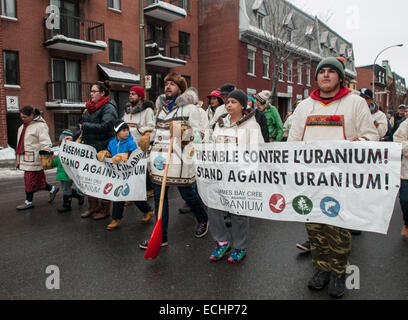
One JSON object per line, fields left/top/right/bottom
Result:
{"left": 216, "top": 109, "right": 256, "bottom": 128}
{"left": 155, "top": 89, "right": 199, "bottom": 111}
{"left": 125, "top": 100, "right": 154, "bottom": 115}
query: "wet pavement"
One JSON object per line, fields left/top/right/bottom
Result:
{"left": 0, "top": 171, "right": 407, "bottom": 300}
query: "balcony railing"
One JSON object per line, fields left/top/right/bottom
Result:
{"left": 47, "top": 81, "right": 92, "bottom": 104}
{"left": 43, "top": 14, "right": 106, "bottom": 54}
{"left": 145, "top": 39, "right": 188, "bottom": 59}
{"left": 144, "top": 0, "right": 187, "bottom": 22}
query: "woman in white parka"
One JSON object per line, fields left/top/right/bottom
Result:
{"left": 208, "top": 90, "right": 264, "bottom": 264}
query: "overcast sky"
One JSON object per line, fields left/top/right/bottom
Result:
{"left": 287, "top": 0, "right": 408, "bottom": 81}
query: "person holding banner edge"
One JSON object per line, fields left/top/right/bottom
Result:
{"left": 288, "top": 56, "right": 379, "bottom": 297}
{"left": 66, "top": 80, "right": 118, "bottom": 220}
{"left": 96, "top": 120, "right": 154, "bottom": 231}
{"left": 138, "top": 73, "right": 209, "bottom": 249}
{"left": 392, "top": 118, "right": 408, "bottom": 239}
{"left": 208, "top": 89, "right": 264, "bottom": 263}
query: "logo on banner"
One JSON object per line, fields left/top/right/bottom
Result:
{"left": 269, "top": 194, "right": 286, "bottom": 213}
{"left": 114, "top": 186, "right": 124, "bottom": 197}
{"left": 154, "top": 156, "right": 166, "bottom": 171}
{"left": 121, "top": 184, "right": 130, "bottom": 197}
{"left": 104, "top": 183, "right": 113, "bottom": 195}
{"left": 292, "top": 196, "right": 313, "bottom": 215}
{"left": 320, "top": 197, "right": 341, "bottom": 218}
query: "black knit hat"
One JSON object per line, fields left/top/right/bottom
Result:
{"left": 220, "top": 83, "right": 236, "bottom": 95}
{"left": 114, "top": 120, "right": 129, "bottom": 133}
{"left": 228, "top": 90, "right": 248, "bottom": 109}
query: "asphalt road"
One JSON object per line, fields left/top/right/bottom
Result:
{"left": 0, "top": 172, "right": 407, "bottom": 301}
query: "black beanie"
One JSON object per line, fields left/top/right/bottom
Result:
{"left": 228, "top": 90, "right": 248, "bottom": 109}
{"left": 114, "top": 120, "right": 129, "bottom": 133}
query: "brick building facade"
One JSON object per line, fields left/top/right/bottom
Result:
{"left": 198, "top": 0, "right": 357, "bottom": 120}
{"left": 0, "top": 0, "right": 197, "bottom": 148}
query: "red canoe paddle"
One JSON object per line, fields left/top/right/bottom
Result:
{"left": 144, "top": 134, "right": 174, "bottom": 259}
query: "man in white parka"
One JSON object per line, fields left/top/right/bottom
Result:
{"left": 138, "top": 73, "right": 209, "bottom": 249}
{"left": 288, "top": 56, "right": 379, "bottom": 298}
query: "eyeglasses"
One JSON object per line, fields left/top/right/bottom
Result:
{"left": 129, "top": 92, "right": 137, "bottom": 95}
{"left": 90, "top": 90, "right": 101, "bottom": 93}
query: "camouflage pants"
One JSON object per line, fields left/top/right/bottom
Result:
{"left": 306, "top": 223, "right": 352, "bottom": 275}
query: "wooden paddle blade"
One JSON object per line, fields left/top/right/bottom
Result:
{"left": 144, "top": 218, "right": 163, "bottom": 260}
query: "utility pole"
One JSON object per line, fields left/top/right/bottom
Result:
{"left": 139, "top": 0, "right": 146, "bottom": 97}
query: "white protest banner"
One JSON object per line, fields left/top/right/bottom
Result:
{"left": 194, "top": 141, "right": 402, "bottom": 234}
{"left": 60, "top": 141, "right": 147, "bottom": 201}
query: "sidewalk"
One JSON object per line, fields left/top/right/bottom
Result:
{"left": 0, "top": 146, "right": 58, "bottom": 181}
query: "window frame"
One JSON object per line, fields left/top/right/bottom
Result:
{"left": 1, "top": 0, "right": 17, "bottom": 18}
{"left": 287, "top": 62, "right": 293, "bottom": 83}
{"left": 108, "top": 0, "right": 121, "bottom": 11}
{"left": 306, "top": 65, "right": 311, "bottom": 86}
{"left": 297, "top": 63, "right": 302, "bottom": 85}
{"left": 109, "top": 39, "right": 123, "bottom": 63}
{"left": 178, "top": 0, "right": 190, "bottom": 13}
{"left": 178, "top": 31, "right": 191, "bottom": 57}
{"left": 278, "top": 63, "right": 284, "bottom": 82}
{"left": 3, "top": 50, "right": 20, "bottom": 85}
{"left": 248, "top": 49, "right": 256, "bottom": 76}
{"left": 262, "top": 54, "right": 269, "bottom": 79}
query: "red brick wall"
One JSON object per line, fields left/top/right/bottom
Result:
{"left": 198, "top": 0, "right": 240, "bottom": 101}
{"left": 356, "top": 67, "right": 388, "bottom": 110}
{"left": 0, "top": 18, "right": 7, "bottom": 148}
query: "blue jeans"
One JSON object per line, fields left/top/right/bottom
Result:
{"left": 153, "top": 183, "right": 208, "bottom": 239}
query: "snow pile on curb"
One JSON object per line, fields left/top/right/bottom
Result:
{"left": 0, "top": 146, "right": 16, "bottom": 160}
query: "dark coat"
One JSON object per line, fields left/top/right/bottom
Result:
{"left": 74, "top": 100, "right": 118, "bottom": 152}
{"left": 254, "top": 109, "right": 270, "bottom": 142}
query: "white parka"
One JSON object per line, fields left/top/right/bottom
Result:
{"left": 16, "top": 117, "right": 52, "bottom": 171}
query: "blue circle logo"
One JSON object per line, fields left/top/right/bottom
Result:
{"left": 153, "top": 156, "right": 166, "bottom": 171}
{"left": 320, "top": 197, "right": 341, "bottom": 218}
{"left": 121, "top": 184, "right": 130, "bottom": 196}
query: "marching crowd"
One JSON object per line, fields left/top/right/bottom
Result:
{"left": 13, "top": 56, "right": 408, "bottom": 298}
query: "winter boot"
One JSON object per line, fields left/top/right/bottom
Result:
{"left": 81, "top": 196, "right": 101, "bottom": 218}
{"left": 58, "top": 195, "right": 72, "bottom": 213}
{"left": 93, "top": 199, "right": 111, "bottom": 220}
{"left": 141, "top": 210, "right": 155, "bottom": 223}
{"left": 72, "top": 189, "right": 85, "bottom": 206}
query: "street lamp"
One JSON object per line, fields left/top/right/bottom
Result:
{"left": 372, "top": 44, "right": 404, "bottom": 103}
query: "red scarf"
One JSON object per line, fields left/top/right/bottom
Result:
{"left": 16, "top": 122, "right": 30, "bottom": 154}
{"left": 310, "top": 87, "right": 351, "bottom": 105}
{"left": 85, "top": 96, "right": 110, "bottom": 114}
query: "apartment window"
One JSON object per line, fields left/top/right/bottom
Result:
{"left": 1, "top": 0, "right": 16, "bottom": 18}
{"left": 178, "top": 0, "right": 190, "bottom": 13}
{"left": 108, "top": 0, "right": 121, "bottom": 11}
{"left": 278, "top": 63, "right": 284, "bottom": 81}
{"left": 51, "top": 58, "right": 81, "bottom": 102}
{"left": 288, "top": 62, "right": 293, "bottom": 83}
{"left": 109, "top": 39, "right": 123, "bottom": 63}
{"left": 248, "top": 49, "right": 256, "bottom": 76}
{"left": 257, "top": 14, "right": 265, "bottom": 29}
{"left": 262, "top": 55, "right": 269, "bottom": 79}
{"left": 297, "top": 63, "right": 302, "bottom": 85}
{"left": 178, "top": 31, "right": 190, "bottom": 56}
{"left": 306, "top": 65, "right": 311, "bottom": 86}
{"left": 286, "top": 29, "right": 293, "bottom": 42}
{"left": 3, "top": 50, "right": 19, "bottom": 85}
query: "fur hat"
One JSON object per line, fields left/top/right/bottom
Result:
{"left": 164, "top": 73, "right": 188, "bottom": 93}
{"left": 220, "top": 83, "right": 235, "bottom": 95}
{"left": 254, "top": 90, "right": 271, "bottom": 105}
